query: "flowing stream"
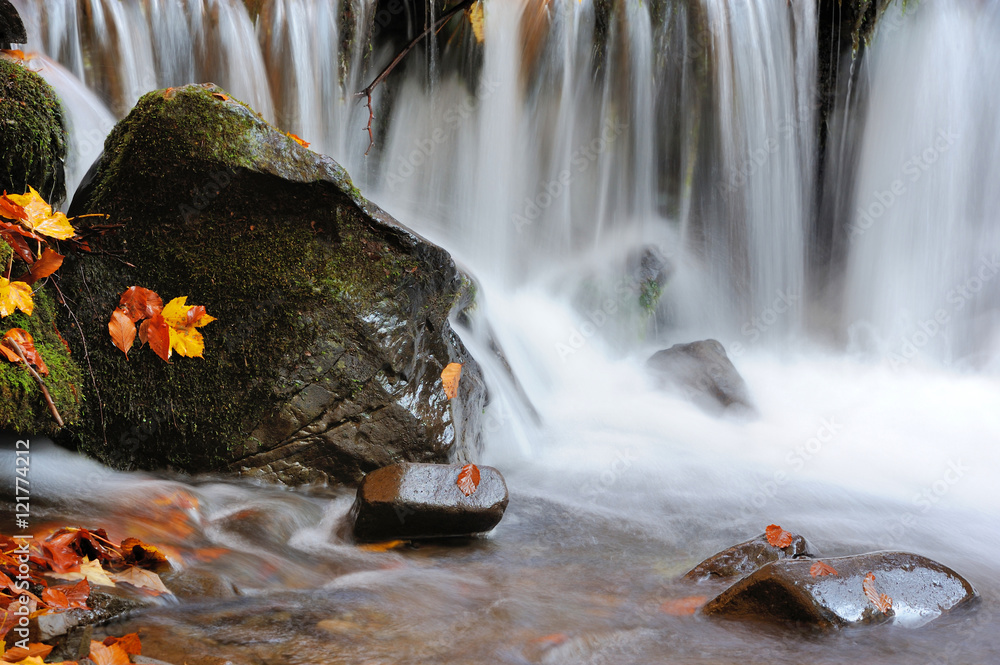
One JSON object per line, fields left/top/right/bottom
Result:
{"left": 5, "top": 0, "right": 1000, "bottom": 663}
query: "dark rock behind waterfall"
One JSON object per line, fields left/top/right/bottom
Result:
{"left": 646, "top": 339, "right": 756, "bottom": 416}
{"left": 60, "top": 83, "right": 485, "bottom": 485}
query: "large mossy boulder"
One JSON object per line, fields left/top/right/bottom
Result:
{"left": 0, "top": 58, "right": 66, "bottom": 204}
{"left": 0, "top": 244, "right": 84, "bottom": 435}
{"left": 62, "top": 83, "right": 485, "bottom": 485}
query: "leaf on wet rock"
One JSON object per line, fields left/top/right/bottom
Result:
{"left": 107, "top": 566, "right": 171, "bottom": 595}
{"left": 468, "top": 1, "right": 485, "bottom": 43}
{"left": 441, "top": 362, "right": 462, "bottom": 399}
{"left": 862, "top": 571, "right": 893, "bottom": 613}
{"left": 456, "top": 463, "right": 481, "bottom": 496}
{"left": 102, "top": 633, "right": 142, "bottom": 656}
{"left": 358, "top": 540, "right": 406, "bottom": 552}
{"left": 108, "top": 309, "right": 137, "bottom": 357}
{"left": 161, "top": 296, "right": 216, "bottom": 359}
{"left": 121, "top": 538, "right": 172, "bottom": 572}
{"left": 286, "top": 132, "right": 309, "bottom": 148}
{"left": 0, "top": 642, "right": 52, "bottom": 663}
{"left": 49, "top": 558, "right": 115, "bottom": 587}
{"left": 765, "top": 524, "right": 793, "bottom": 549}
{"left": 809, "top": 561, "right": 838, "bottom": 577}
{"left": 659, "top": 595, "right": 708, "bottom": 616}
{"left": 87, "top": 640, "right": 130, "bottom": 665}
{"left": 1, "top": 328, "right": 47, "bottom": 375}
{"left": 0, "top": 279, "right": 33, "bottom": 317}
{"left": 19, "top": 248, "right": 64, "bottom": 285}
{"left": 4, "top": 187, "right": 75, "bottom": 240}
{"left": 118, "top": 286, "right": 163, "bottom": 322}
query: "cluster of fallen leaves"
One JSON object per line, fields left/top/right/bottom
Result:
{"left": 0, "top": 528, "right": 171, "bottom": 664}
{"left": 108, "top": 287, "right": 215, "bottom": 362}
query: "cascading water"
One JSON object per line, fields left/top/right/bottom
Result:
{"left": 5, "top": 0, "right": 1000, "bottom": 662}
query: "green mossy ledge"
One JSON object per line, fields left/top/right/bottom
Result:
{"left": 0, "top": 242, "right": 84, "bottom": 434}
{"left": 62, "top": 83, "right": 485, "bottom": 485}
{"left": 0, "top": 58, "right": 66, "bottom": 205}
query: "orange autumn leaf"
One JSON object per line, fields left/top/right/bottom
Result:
{"left": 20, "top": 248, "right": 64, "bottom": 285}
{"left": 2, "top": 328, "right": 48, "bottom": 375}
{"left": 1, "top": 642, "right": 52, "bottom": 662}
{"left": 0, "top": 50, "right": 26, "bottom": 62}
{"left": 659, "top": 595, "right": 708, "bottom": 616}
{"left": 810, "top": 561, "right": 839, "bottom": 577}
{"left": 862, "top": 572, "right": 892, "bottom": 614}
{"left": 211, "top": 92, "right": 229, "bottom": 101}
{"left": 287, "top": 132, "right": 310, "bottom": 148}
{"left": 441, "top": 362, "right": 462, "bottom": 399}
{"left": 358, "top": 540, "right": 406, "bottom": 552}
{"left": 102, "top": 633, "right": 141, "bottom": 656}
{"left": 88, "top": 641, "right": 129, "bottom": 665}
{"left": 139, "top": 313, "right": 171, "bottom": 362}
{"left": 118, "top": 286, "right": 163, "bottom": 323}
{"left": 0, "top": 194, "right": 26, "bottom": 220}
{"left": 0, "top": 278, "right": 33, "bottom": 317}
{"left": 456, "top": 463, "right": 480, "bottom": 497}
{"left": 4, "top": 187, "right": 75, "bottom": 240}
{"left": 108, "top": 309, "right": 136, "bottom": 357}
{"left": 120, "top": 538, "right": 171, "bottom": 572}
{"left": 765, "top": 524, "right": 793, "bottom": 548}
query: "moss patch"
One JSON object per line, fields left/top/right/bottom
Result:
{"left": 0, "top": 58, "right": 66, "bottom": 204}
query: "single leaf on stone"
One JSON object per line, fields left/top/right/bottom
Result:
{"left": 161, "top": 296, "right": 215, "bottom": 359}
{"left": 659, "top": 595, "right": 709, "bottom": 616}
{"left": 102, "top": 633, "right": 141, "bottom": 656}
{"left": 108, "top": 309, "right": 136, "bottom": 357}
{"left": 358, "top": 540, "right": 406, "bottom": 552}
{"left": 5, "top": 187, "right": 75, "bottom": 240}
{"left": 287, "top": 132, "right": 309, "bottom": 148}
{"left": 20, "top": 248, "right": 64, "bottom": 285}
{"left": 765, "top": 524, "right": 793, "bottom": 549}
{"left": 0, "top": 278, "right": 33, "bottom": 317}
{"left": 862, "top": 571, "right": 893, "bottom": 614}
{"left": 211, "top": 92, "right": 229, "bottom": 101}
{"left": 118, "top": 286, "right": 163, "bottom": 322}
{"left": 139, "top": 313, "right": 172, "bottom": 362}
{"left": 810, "top": 561, "right": 839, "bottom": 577}
{"left": 87, "top": 641, "right": 130, "bottom": 665}
{"left": 2, "top": 329, "right": 48, "bottom": 375}
{"left": 121, "top": 538, "right": 171, "bottom": 572}
{"left": 441, "top": 362, "right": 462, "bottom": 399}
{"left": 108, "top": 566, "right": 170, "bottom": 595}
{"left": 468, "top": 1, "right": 485, "bottom": 43}
{"left": 456, "top": 463, "right": 480, "bottom": 497}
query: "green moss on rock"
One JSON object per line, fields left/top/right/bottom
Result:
{"left": 0, "top": 283, "right": 83, "bottom": 435}
{"left": 62, "top": 84, "right": 484, "bottom": 484}
{"left": 0, "top": 58, "right": 66, "bottom": 204}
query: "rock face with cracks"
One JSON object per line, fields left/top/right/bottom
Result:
{"left": 62, "top": 83, "right": 485, "bottom": 485}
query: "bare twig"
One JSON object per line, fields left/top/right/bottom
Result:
{"left": 356, "top": 0, "right": 478, "bottom": 155}
{"left": 4, "top": 338, "right": 63, "bottom": 427}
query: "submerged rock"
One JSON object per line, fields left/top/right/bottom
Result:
{"left": 684, "top": 531, "right": 814, "bottom": 581}
{"left": 646, "top": 339, "right": 756, "bottom": 416}
{"left": 351, "top": 462, "right": 508, "bottom": 541}
{"left": 61, "top": 83, "right": 485, "bottom": 485}
{"left": 702, "top": 551, "right": 977, "bottom": 629}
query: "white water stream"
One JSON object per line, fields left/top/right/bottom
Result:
{"left": 4, "top": 0, "right": 1000, "bottom": 661}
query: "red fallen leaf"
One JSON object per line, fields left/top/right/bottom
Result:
{"left": 39, "top": 530, "right": 83, "bottom": 573}
{"left": 2, "top": 328, "right": 49, "bottom": 375}
{"left": 765, "top": 524, "right": 793, "bottom": 549}
{"left": 88, "top": 640, "right": 130, "bottom": 665}
{"left": 108, "top": 309, "right": 136, "bottom": 357}
{"left": 62, "top": 579, "right": 91, "bottom": 609}
{"left": 810, "top": 561, "right": 839, "bottom": 577}
{"left": 18, "top": 247, "right": 63, "bottom": 285}
{"left": 1, "top": 229, "right": 34, "bottom": 265}
{"left": 862, "top": 572, "right": 893, "bottom": 613}
{"left": 139, "top": 312, "right": 171, "bottom": 362}
{"left": 456, "top": 463, "right": 480, "bottom": 497}
{"left": 659, "top": 595, "right": 708, "bottom": 616}
{"left": 1, "top": 642, "right": 53, "bottom": 662}
{"left": 41, "top": 586, "right": 70, "bottom": 608}
{"left": 0, "top": 194, "right": 26, "bottom": 220}
{"left": 102, "top": 632, "right": 141, "bottom": 655}
{"left": 118, "top": 286, "right": 163, "bottom": 322}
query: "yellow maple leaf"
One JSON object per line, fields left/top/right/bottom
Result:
{"left": 49, "top": 558, "right": 115, "bottom": 587}
{"left": 0, "top": 278, "right": 33, "bottom": 317}
{"left": 468, "top": 1, "right": 484, "bottom": 43}
{"left": 4, "top": 187, "right": 75, "bottom": 240}
{"left": 161, "top": 296, "right": 216, "bottom": 358}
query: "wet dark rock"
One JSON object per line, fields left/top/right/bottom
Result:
{"left": 351, "top": 462, "right": 508, "bottom": 541}
{"left": 702, "top": 551, "right": 977, "bottom": 629}
{"left": 646, "top": 339, "right": 756, "bottom": 416}
{"left": 28, "top": 586, "right": 149, "bottom": 656}
{"left": 61, "top": 83, "right": 485, "bottom": 486}
{"left": 0, "top": 0, "right": 26, "bottom": 47}
{"left": 684, "top": 531, "right": 814, "bottom": 581}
